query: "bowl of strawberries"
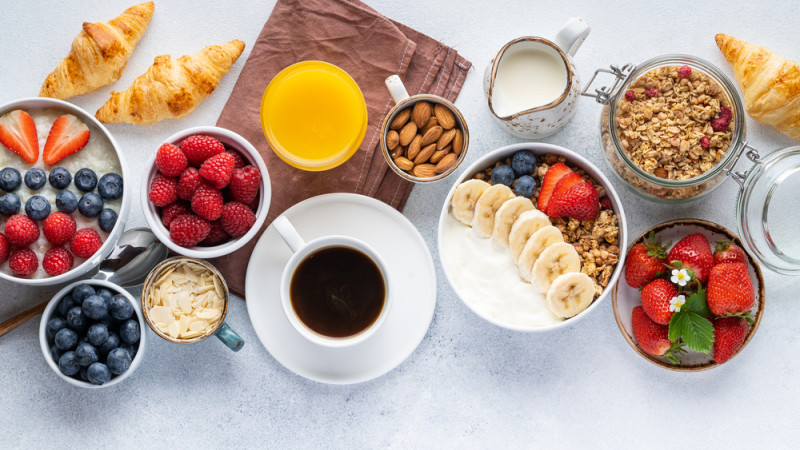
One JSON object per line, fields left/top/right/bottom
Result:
{"left": 141, "top": 126, "right": 270, "bottom": 258}
{"left": 613, "top": 218, "right": 765, "bottom": 370}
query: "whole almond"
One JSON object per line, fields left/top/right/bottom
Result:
{"left": 434, "top": 153, "right": 458, "bottom": 174}
{"left": 394, "top": 156, "right": 414, "bottom": 172}
{"left": 412, "top": 164, "right": 436, "bottom": 178}
{"left": 390, "top": 147, "right": 403, "bottom": 159}
{"left": 434, "top": 104, "right": 456, "bottom": 129}
{"left": 421, "top": 126, "right": 443, "bottom": 147}
{"left": 436, "top": 128, "right": 456, "bottom": 150}
{"left": 452, "top": 129, "right": 464, "bottom": 155}
{"left": 386, "top": 130, "right": 400, "bottom": 150}
{"left": 411, "top": 101, "right": 432, "bottom": 129}
{"left": 406, "top": 135, "right": 422, "bottom": 160}
{"left": 422, "top": 116, "right": 439, "bottom": 135}
{"left": 413, "top": 143, "right": 436, "bottom": 165}
{"left": 399, "top": 121, "right": 418, "bottom": 146}
{"left": 430, "top": 149, "right": 447, "bottom": 164}
{"left": 390, "top": 108, "right": 411, "bottom": 130}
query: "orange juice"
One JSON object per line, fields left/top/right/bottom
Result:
{"left": 260, "top": 61, "right": 368, "bottom": 171}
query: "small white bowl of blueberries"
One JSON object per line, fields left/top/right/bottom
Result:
{"left": 39, "top": 280, "right": 145, "bottom": 388}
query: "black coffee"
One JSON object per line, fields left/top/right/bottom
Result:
{"left": 290, "top": 246, "right": 385, "bottom": 338}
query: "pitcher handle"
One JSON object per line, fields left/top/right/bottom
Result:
{"left": 385, "top": 75, "right": 410, "bottom": 105}
{"left": 554, "top": 17, "right": 590, "bottom": 57}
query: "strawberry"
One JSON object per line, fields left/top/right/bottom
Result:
{"left": 42, "top": 212, "right": 77, "bottom": 246}
{"left": 667, "top": 233, "right": 713, "bottom": 285}
{"left": 546, "top": 181, "right": 600, "bottom": 220}
{"left": 180, "top": 135, "right": 225, "bottom": 166}
{"left": 0, "top": 110, "right": 39, "bottom": 163}
{"left": 155, "top": 143, "right": 188, "bottom": 177}
{"left": 624, "top": 232, "right": 669, "bottom": 288}
{"left": 9, "top": 248, "right": 38, "bottom": 277}
{"left": 707, "top": 262, "right": 755, "bottom": 316}
{"left": 177, "top": 167, "right": 203, "bottom": 200}
{"left": 221, "top": 202, "right": 256, "bottom": 237}
{"left": 640, "top": 278, "right": 679, "bottom": 325}
{"left": 42, "top": 114, "right": 90, "bottom": 165}
{"left": 0, "top": 232, "right": 9, "bottom": 264}
{"left": 70, "top": 228, "right": 103, "bottom": 259}
{"left": 631, "top": 306, "right": 682, "bottom": 363}
{"left": 169, "top": 214, "right": 211, "bottom": 247}
{"left": 4, "top": 214, "right": 40, "bottom": 247}
{"left": 148, "top": 174, "right": 179, "bottom": 207}
{"left": 191, "top": 185, "right": 224, "bottom": 221}
{"left": 161, "top": 202, "right": 191, "bottom": 229}
{"left": 199, "top": 152, "right": 235, "bottom": 189}
{"left": 201, "top": 220, "right": 229, "bottom": 246}
{"left": 712, "top": 316, "right": 749, "bottom": 364}
{"left": 229, "top": 166, "right": 261, "bottom": 204}
{"left": 713, "top": 240, "right": 747, "bottom": 265}
{"left": 226, "top": 150, "right": 246, "bottom": 169}
{"left": 42, "top": 246, "right": 74, "bottom": 276}
{"left": 536, "top": 163, "right": 572, "bottom": 211}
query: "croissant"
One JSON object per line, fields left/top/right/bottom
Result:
{"left": 95, "top": 40, "right": 246, "bottom": 125}
{"left": 40, "top": 1, "right": 154, "bottom": 100}
{"left": 715, "top": 33, "right": 800, "bottom": 141}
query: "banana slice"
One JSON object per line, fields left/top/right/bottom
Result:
{"left": 491, "top": 197, "right": 535, "bottom": 247}
{"left": 450, "top": 179, "right": 491, "bottom": 225}
{"left": 508, "top": 209, "right": 551, "bottom": 263}
{"left": 516, "top": 225, "right": 563, "bottom": 282}
{"left": 532, "top": 242, "right": 581, "bottom": 293}
{"left": 546, "top": 272, "right": 595, "bottom": 318}
{"left": 472, "top": 184, "right": 515, "bottom": 238}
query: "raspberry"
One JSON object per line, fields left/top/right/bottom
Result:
{"left": 700, "top": 137, "right": 710, "bottom": 148}
{"left": 711, "top": 117, "right": 730, "bottom": 132}
{"left": 155, "top": 143, "right": 188, "bottom": 177}
{"left": 4, "top": 214, "right": 39, "bottom": 247}
{"left": 199, "top": 153, "right": 236, "bottom": 189}
{"left": 43, "top": 246, "right": 73, "bottom": 276}
{"left": 719, "top": 106, "right": 733, "bottom": 120}
{"left": 180, "top": 135, "right": 225, "bottom": 166}
{"left": 201, "top": 220, "right": 229, "bottom": 246}
{"left": 169, "top": 214, "right": 211, "bottom": 247}
{"left": 191, "top": 185, "right": 224, "bottom": 221}
{"left": 71, "top": 228, "right": 103, "bottom": 259}
{"left": 43, "top": 212, "right": 77, "bottom": 246}
{"left": 149, "top": 174, "right": 179, "bottom": 207}
{"left": 624, "top": 90, "right": 635, "bottom": 101}
{"left": 229, "top": 166, "right": 262, "bottom": 204}
{"left": 9, "top": 248, "right": 38, "bottom": 277}
{"left": 600, "top": 197, "right": 612, "bottom": 210}
{"left": 177, "top": 167, "right": 203, "bottom": 201}
{"left": 226, "top": 150, "right": 246, "bottom": 169}
{"left": 645, "top": 87, "right": 659, "bottom": 98}
{"left": 678, "top": 65, "right": 692, "bottom": 79}
{"left": 0, "top": 233, "right": 9, "bottom": 264}
{"left": 221, "top": 202, "right": 257, "bottom": 237}
{"left": 161, "top": 202, "right": 191, "bottom": 228}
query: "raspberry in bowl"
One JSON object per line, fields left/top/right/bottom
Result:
{"left": 141, "top": 126, "right": 270, "bottom": 258}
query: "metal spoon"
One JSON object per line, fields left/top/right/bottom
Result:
{"left": 0, "top": 228, "right": 168, "bottom": 337}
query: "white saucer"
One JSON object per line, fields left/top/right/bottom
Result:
{"left": 245, "top": 193, "right": 436, "bottom": 384}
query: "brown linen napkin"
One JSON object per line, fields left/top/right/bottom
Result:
{"left": 211, "top": 0, "right": 471, "bottom": 298}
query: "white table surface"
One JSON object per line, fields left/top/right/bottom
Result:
{"left": 3, "top": 0, "right": 800, "bottom": 448}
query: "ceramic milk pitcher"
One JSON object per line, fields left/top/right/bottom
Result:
{"left": 483, "top": 17, "right": 590, "bottom": 139}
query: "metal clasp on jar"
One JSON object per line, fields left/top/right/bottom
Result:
{"left": 581, "top": 64, "right": 635, "bottom": 104}
{"left": 723, "top": 142, "right": 762, "bottom": 189}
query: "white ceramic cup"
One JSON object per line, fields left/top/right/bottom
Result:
{"left": 272, "top": 215, "right": 391, "bottom": 348}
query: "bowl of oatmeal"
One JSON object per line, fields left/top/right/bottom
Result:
{"left": 437, "top": 142, "right": 627, "bottom": 332}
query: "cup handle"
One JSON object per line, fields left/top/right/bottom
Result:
{"left": 385, "top": 75, "right": 410, "bottom": 105}
{"left": 554, "top": 17, "right": 590, "bottom": 57}
{"left": 214, "top": 322, "right": 244, "bottom": 352}
{"left": 272, "top": 215, "right": 305, "bottom": 253}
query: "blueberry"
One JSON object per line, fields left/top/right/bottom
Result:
{"left": 24, "top": 195, "right": 51, "bottom": 221}
{"left": 79, "top": 366, "right": 90, "bottom": 382}
{"left": 50, "top": 345, "right": 64, "bottom": 363}
{"left": 87, "top": 323, "right": 109, "bottom": 347}
{"left": 82, "top": 295, "right": 108, "bottom": 320}
{"left": 98, "top": 209, "right": 118, "bottom": 232}
{"left": 98, "top": 332, "right": 120, "bottom": 358}
{"left": 97, "top": 173, "right": 123, "bottom": 201}
{"left": 510, "top": 150, "right": 537, "bottom": 177}
{"left": 78, "top": 335, "right": 89, "bottom": 345}
{"left": 55, "top": 190, "right": 78, "bottom": 213}
{"left": 77, "top": 192, "right": 103, "bottom": 218}
{"left": 75, "top": 343, "right": 99, "bottom": 366}
{"left": 0, "top": 167, "right": 21, "bottom": 191}
{"left": 24, "top": 168, "right": 46, "bottom": 190}
{"left": 119, "top": 319, "right": 140, "bottom": 344}
{"left": 97, "top": 315, "right": 114, "bottom": 329}
{"left": 56, "top": 295, "right": 76, "bottom": 317}
{"left": 74, "top": 168, "right": 97, "bottom": 192}
{"left": 66, "top": 305, "right": 87, "bottom": 331}
{"left": 120, "top": 342, "right": 138, "bottom": 359}
{"left": 96, "top": 288, "right": 114, "bottom": 303}
{"left": 106, "top": 348, "right": 132, "bottom": 375}
{"left": 110, "top": 294, "right": 134, "bottom": 321}
{"left": 72, "top": 284, "right": 96, "bottom": 303}
{"left": 48, "top": 167, "right": 72, "bottom": 189}
{"left": 0, "top": 193, "right": 20, "bottom": 216}
{"left": 58, "top": 351, "right": 80, "bottom": 376}
{"left": 86, "top": 362, "right": 112, "bottom": 385}
{"left": 54, "top": 328, "right": 78, "bottom": 351}
{"left": 514, "top": 175, "right": 537, "bottom": 198}
{"left": 46, "top": 317, "right": 69, "bottom": 341}
{"left": 490, "top": 164, "right": 515, "bottom": 187}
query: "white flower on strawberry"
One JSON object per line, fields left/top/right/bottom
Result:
{"left": 669, "top": 295, "right": 686, "bottom": 313}
{"left": 671, "top": 268, "right": 690, "bottom": 286}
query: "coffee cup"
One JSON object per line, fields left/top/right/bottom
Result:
{"left": 272, "top": 215, "right": 391, "bottom": 347}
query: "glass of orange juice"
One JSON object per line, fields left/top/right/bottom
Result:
{"left": 260, "top": 61, "right": 368, "bottom": 171}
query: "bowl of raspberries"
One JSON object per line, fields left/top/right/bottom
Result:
{"left": 141, "top": 127, "right": 270, "bottom": 258}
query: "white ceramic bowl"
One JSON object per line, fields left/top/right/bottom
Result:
{"left": 0, "top": 97, "right": 130, "bottom": 286}
{"left": 437, "top": 142, "right": 628, "bottom": 332}
{"left": 39, "top": 279, "right": 146, "bottom": 388}
{"left": 140, "top": 126, "right": 271, "bottom": 258}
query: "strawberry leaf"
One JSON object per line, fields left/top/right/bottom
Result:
{"left": 669, "top": 311, "right": 714, "bottom": 354}
{"left": 683, "top": 286, "right": 711, "bottom": 317}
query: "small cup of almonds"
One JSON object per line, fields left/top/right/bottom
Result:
{"left": 141, "top": 256, "right": 244, "bottom": 351}
{"left": 380, "top": 75, "right": 469, "bottom": 182}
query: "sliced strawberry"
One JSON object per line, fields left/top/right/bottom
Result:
{"left": 0, "top": 110, "right": 39, "bottom": 163}
{"left": 43, "top": 114, "right": 90, "bottom": 165}
{"left": 536, "top": 163, "right": 572, "bottom": 211}
{"left": 546, "top": 172, "right": 582, "bottom": 216}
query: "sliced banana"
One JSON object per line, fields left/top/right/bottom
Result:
{"left": 532, "top": 242, "right": 581, "bottom": 293}
{"left": 450, "top": 179, "right": 491, "bottom": 225}
{"left": 546, "top": 272, "right": 595, "bottom": 318}
{"left": 516, "top": 225, "right": 564, "bottom": 282}
{"left": 491, "top": 197, "right": 535, "bottom": 248}
{"left": 472, "top": 184, "right": 515, "bottom": 238}
{"left": 508, "top": 209, "right": 551, "bottom": 263}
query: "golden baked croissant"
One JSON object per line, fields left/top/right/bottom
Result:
{"left": 95, "top": 40, "right": 246, "bottom": 125}
{"left": 715, "top": 33, "right": 800, "bottom": 141}
{"left": 40, "top": 1, "right": 154, "bottom": 100}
